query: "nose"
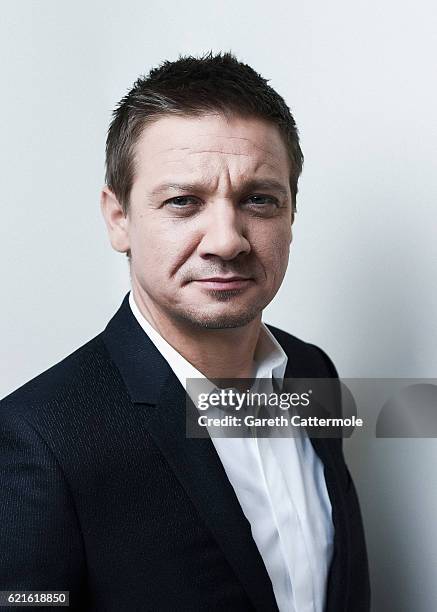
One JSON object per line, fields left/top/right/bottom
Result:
{"left": 197, "top": 203, "right": 251, "bottom": 261}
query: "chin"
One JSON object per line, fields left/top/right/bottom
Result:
{"left": 173, "top": 304, "right": 262, "bottom": 330}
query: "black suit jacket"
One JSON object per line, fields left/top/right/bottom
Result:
{"left": 0, "top": 294, "right": 370, "bottom": 611}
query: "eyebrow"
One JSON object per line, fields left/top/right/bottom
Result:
{"left": 151, "top": 178, "right": 290, "bottom": 198}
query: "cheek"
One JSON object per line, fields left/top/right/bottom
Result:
{"left": 130, "top": 218, "right": 199, "bottom": 278}
{"left": 252, "top": 223, "right": 291, "bottom": 277}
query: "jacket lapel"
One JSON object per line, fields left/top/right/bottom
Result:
{"left": 102, "top": 294, "right": 279, "bottom": 612}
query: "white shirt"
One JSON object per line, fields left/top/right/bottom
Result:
{"left": 129, "top": 292, "right": 334, "bottom": 612}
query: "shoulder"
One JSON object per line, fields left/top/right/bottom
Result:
{"left": 0, "top": 333, "right": 122, "bottom": 421}
{"left": 265, "top": 323, "right": 339, "bottom": 378}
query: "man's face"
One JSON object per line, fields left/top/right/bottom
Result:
{"left": 122, "top": 113, "right": 294, "bottom": 329}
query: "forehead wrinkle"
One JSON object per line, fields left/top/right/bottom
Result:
{"left": 152, "top": 158, "right": 282, "bottom": 180}
{"left": 186, "top": 149, "right": 251, "bottom": 157}
{"left": 190, "top": 133, "right": 280, "bottom": 152}
{"left": 153, "top": 138, "right": 281, "bottom": 159}
{"left": 149, "top": 149, "right": 280, "bottom": 170}
{"left": 144, "top": 147, "right": 255, "bottom": 161}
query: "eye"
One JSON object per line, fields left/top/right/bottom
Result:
{"left": 244, "top": 195, "right": 280, "bottom": 207}
{"left": 163, "top": 196, "right": 200, "bottom": 208}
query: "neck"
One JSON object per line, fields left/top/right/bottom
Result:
{"left": 132, "top": 286, "right": 261, "bottom": 380}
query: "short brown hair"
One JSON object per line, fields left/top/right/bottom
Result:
{"left": 105, "top": 51, "right": 304, "bottom": 215}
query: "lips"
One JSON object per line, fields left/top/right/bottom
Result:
{"left": 193, "top": 276, "right": 253, "bottom": 290}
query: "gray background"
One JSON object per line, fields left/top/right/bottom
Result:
{"left": 1, "top": 1, "right": 436, "bottom": 609}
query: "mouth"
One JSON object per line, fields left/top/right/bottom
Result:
{"left": 192, "top": 276, "right": 253, "bottom": 291}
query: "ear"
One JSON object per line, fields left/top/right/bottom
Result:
{"left": 100, "top": 186, "right": 130, "bottom": 253}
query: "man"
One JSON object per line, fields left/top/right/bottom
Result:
{"left": 0, "top": 52, "right": 370, "bottom": 611}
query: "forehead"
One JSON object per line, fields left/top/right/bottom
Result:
{"left": 133, "top": 113, "right": 290, "bottom": 185}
